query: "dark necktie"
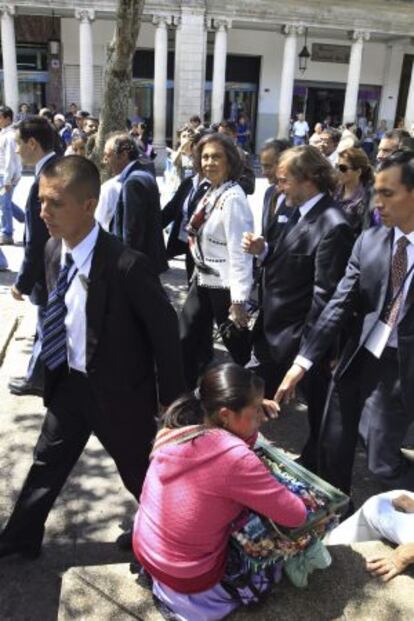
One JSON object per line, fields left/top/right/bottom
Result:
{"left": 383, "top": 236, "right": 410, "bottom": 328}
{"left": 268, "top": 190, "right": 279, "bottom": 225}
{"left": 41, "top": 253, "right": 74, "bottom": 370}
{"left": 284, "top": 207, "right": 301, "bottom": 234}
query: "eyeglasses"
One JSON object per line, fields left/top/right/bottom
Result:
{"left": 336, "top": 164, "right": 353, "bottom": 173}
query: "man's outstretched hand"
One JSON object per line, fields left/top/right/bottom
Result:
{"left": 274, "top": 364, "right": 306, "bottom": 406}
{"left": 367, "top": 543, "right": 414, "bottom": 582}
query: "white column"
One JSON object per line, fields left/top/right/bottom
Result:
{"left": 173, "top": 7, "right": 207, "bottom": 136}
{"left": 277, "top": 25, "right": 303, "bottom": 139}
{"left": 342, "top": 30, "right": 370, "bottom": 125}
{"left": 153, "top": 15, "right": 170, "bottom": 149}
{"left": 75, "top": 8, "right": 95, "bottom": 113}
{"left": 0, "top": 5, "right": 18, "bottom": 114}
{"left": 404, "top": 59, "right": 414, "bottom": 131}
{"left": 378, "top": 44, "right": 403, "bottom": 130}
{"left": 211, "top": 19, "right": 230, "bottom": 125}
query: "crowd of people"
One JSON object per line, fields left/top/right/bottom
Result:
{"left": 0, "top": 100, "right": 413, "bottom": 620}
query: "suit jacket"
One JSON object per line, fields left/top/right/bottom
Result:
{"left": 262, "top": 194, "right": 354, "bottom": 364}
{"left": 112, "top": 160, "right": 168, "bottom": 274}
{"left": 162, "top": 176, "right": 210, "bottom": 258}
{"left": 261, "top": 187, "right": 292, "bottom": 243}
{"left": 43, "top": 229, "right": 185, "bottom": 419}
{"left": 299, "top": 225, "right": 414, "bottom": 408}
{"left": 14, "top": 154, "right": 58, "bottom": 306}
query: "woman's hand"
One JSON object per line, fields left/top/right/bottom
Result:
{"left": 367, "top": 543, "right": 414, "bottom": 582}
{"left": 229, "top": 303, "right": 249, "bottom": 329}
{"left": 392, "top": 494, "right": 414, "bottom": 513}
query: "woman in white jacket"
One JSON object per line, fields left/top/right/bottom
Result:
{"left": 180, "top": 133, "right": 254, "bottom": 388}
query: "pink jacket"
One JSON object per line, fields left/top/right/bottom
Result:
{"left": 133, "top": 429, "right": 306, "bottom": 593}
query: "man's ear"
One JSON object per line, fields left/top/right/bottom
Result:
{"left": 85, "top": 196, "right": 98, "bottom": 215}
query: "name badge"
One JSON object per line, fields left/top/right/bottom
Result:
{"left": 277, "top": 215, "right": 288, "bottom": 223}
{"left": 364, "top": 320, "right": 392, "bottom": 359}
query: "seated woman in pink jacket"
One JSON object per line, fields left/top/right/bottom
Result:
{"left": 133, "top": 363, "right": 307, "bottom": 621}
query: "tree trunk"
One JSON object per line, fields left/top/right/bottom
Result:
{"left": 92, "top": 0, "right": 144, "bottom": 169}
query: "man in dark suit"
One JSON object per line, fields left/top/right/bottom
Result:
{"left": 0, "top": 155, "right": 184, "bottom": 559}
{"left": 259, "top": 139, "right": 291, "bottom": 241}
{"left": 8, "top": 117, "right": 57, "bottom": 396}
{"left": 243, "top": 146, "right": 354, "bottom": 469}
{"left": 103, "top": 132, "right": 168, "bottom": 274}
{"left": 275, "top": 149, "right": 414, "bottom": 494}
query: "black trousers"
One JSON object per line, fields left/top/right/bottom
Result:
{"left": 180, "top": 282, "right": 251, "bottom": 389}
{"left": 1, "top": 370, "right": 155, "bottom": 547}
{"left": 247, "top": 313, "right": 331, "bottom": 471}
{"left": 318, "top": 347, "right": 414, "bottom": 495}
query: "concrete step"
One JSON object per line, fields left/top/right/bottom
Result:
{"left": 58, "top": 541, "right": 414, "bottom": 621}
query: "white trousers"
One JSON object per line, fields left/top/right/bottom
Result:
{"left": 325, "top": 491, "right": 414, "bottom": 546}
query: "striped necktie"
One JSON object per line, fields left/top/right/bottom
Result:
{"left": 41, "top": 253, "right": 75, "bottom": 371}
{"left": 383, "top": 236, "right": 410, "bottom": 328}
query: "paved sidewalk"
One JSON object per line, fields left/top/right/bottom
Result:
{"left": 0, "top": 257, "right": 413, "bottom": 620}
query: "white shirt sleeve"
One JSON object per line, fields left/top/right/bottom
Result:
{"left": 3, "top": 133, "right": 21, "bottom": 185}
{"left": 293, "top": 354, "right": 313, "bottom": 371}
{"left": 222, "top": 190, "right": 254, "bottom": 303}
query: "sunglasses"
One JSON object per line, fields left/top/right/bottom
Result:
{"left": 336, "top": 163, "right": 353, "bottom": 173}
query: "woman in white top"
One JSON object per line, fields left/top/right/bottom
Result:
{"left": 179, "top": 133, "right": 254, "bottom": 388}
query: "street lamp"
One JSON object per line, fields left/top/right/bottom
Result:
{"left": 298, "top": 28, "right": 311, "bottom": 74}
{"left": 48, "top": 10, "right": 60, "bottom": 56}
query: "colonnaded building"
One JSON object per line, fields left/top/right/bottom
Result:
{"left": 1, "top": 0, "right": 414, "bottom": 151}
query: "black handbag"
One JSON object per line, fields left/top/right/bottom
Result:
{"left": 218, "top": 318, "right": 252, "bottom": 366}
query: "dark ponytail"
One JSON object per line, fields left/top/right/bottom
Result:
{"left": 162, "top": 393, "right": 204, "bottom": 429}
{"left": 162, "top": 363, "right": 264, "bottom": 429}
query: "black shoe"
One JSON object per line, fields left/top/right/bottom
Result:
{"left": 116, "top": 529, "right": 132, "bottom": 551}
{"left": 0, "top": 538, "right": 42, "bottom": 560}
{"left": 8, "top": 378, "right": 43, "bottom": 397}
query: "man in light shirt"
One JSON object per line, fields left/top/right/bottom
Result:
{"left": 275, "top": 149, "right": 414, "bottom": 495}
{"left": 0, "top": 155, "right": 184, "bottom": 560}
{"left": 318, "top": 128, "right": 341, "bottom": 167}
{"left": 292, "top": 112, "right": 309, "bottom": 146}
{"left": 8, "top": 117, "right": 57, "bottom": 397}
{"left": 0, "top": 105, "right": 22, "bottom": 245}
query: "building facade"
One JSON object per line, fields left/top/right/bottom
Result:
{"left": 1, "top": 0, "right": 414, "bottom": 151}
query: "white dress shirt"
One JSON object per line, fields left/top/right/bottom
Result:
{"left": 63, "top": 223, "right": 99, "bottom": 373}
{"left": 0, "top": 125, "right": 21, "bottom": 185}
{"left": 293, "top": 120, "right": 309, "bottom": 137}
{"left": 94, "top": 160, "right": 137, "bottom": 231}
{"left": 95, "top": 176, "right": 122, "bottom": 231}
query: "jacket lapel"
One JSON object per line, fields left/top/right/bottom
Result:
{"left": 400, "top": 238, "right": 414, "bottom": 321}
{"left": 85, "top": 228, "right": 108, "bottom": 368}
{"left": 271, "top": 196, "right": 327, "bottom": 260}
{"left": 376, "top": 228, "right": 393, "bottom": 317}
{"left": 45, "top": 239, "right": 62, "bottom": 292}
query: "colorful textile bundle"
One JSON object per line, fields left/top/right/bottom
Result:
{"left": 231, "top": 438, "right": 349, "bottom": 581}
